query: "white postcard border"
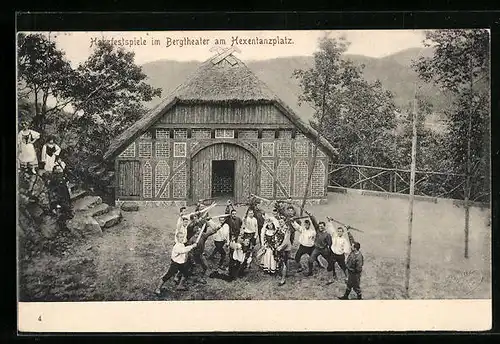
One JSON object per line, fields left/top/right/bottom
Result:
{"left": 19, "top": 300, "right": 492, "bottom": 332}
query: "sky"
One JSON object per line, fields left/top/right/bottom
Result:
{"left": 24, "top": 30, "right": 427, "bottom": 67}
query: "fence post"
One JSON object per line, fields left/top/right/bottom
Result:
{"left": 394, "top": 171, "right": 397, "bottom": 193}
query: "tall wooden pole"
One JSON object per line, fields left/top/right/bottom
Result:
{"left": 300, "top": 76, "right": 329, "bottom": 216}
{"left": 404, "top": 98, "right": 418, "bottom": 299}
{"left": 464, "top": 57, "right": 474, "bottom": 259}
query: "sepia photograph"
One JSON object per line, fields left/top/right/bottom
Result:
{"left": 16, "top": 28, "right": 491, "bottom": 331}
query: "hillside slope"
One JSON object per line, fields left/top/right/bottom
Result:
{"left": 142, "top": 48, "right": 449, "bottom": 125}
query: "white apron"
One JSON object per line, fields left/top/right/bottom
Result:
{"left": 18, "top": 129, "right": 40, "bottom": 164}
{"left": 41, "top": 143, "right": 61, "bottom": 172}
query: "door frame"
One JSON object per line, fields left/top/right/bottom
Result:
{"left": 211, "top": 159, "right": 236, "bottom": 198}
{"left": 189, "top": 141, "right": 260, "bottom": 203}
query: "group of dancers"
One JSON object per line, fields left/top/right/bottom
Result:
{"left": 155, "top": 195, "right": 364, "bottom": 300}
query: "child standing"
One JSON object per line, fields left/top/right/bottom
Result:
{"left": 18, "top": 121, "right": 40, "bottom": 174}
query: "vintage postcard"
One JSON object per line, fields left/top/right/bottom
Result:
{"left": 17, "top": 29, "right": 491, "bottom": 332}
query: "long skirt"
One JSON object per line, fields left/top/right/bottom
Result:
{"left": 259, "top": 247, "right": 277, "bottom": 274}
{"left": 19, "top": 143, "right": 38, "bottom": 165}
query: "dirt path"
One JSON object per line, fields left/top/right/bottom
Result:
{"left": 19, "top": 193, "right": 491, "bottom": 301}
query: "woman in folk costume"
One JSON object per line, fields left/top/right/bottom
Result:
{"left": 258, "top": 221, "right": 279, "bottom": 274}
{"left": 41, "top": 135, "right": 61, "bottom": 173}
{"left": 18, "top": 121, "right": 40, "bottom": 174}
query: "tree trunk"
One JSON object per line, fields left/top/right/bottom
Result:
{"left": 33, "top": 87, "right": 41, "bottom": 130}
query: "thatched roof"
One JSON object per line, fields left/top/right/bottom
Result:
{"left": 104, "top": 51, "right": 338, "bottom": 161}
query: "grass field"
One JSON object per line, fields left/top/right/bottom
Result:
{"left": 19, "top": 192, "right": 491, "bottom": 301}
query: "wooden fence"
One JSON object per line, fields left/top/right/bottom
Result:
{"left": 328, "top": 163, "right": 489, "bottom": 203}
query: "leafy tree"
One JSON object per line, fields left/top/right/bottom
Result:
{"left": 294, "top": 36, "right": 398, "bottom": 203}
{"left": 396, "top": 97, "right": 446, "bottom": 171}
{"left": 58, "top": 40, "right": 162, "bottom": 190}
{"left": 17, "top": 34, "right": 162, "bottom": 197}
{"left": 413, "top": 29, "right": 490, "bottom": 258}
{"left": 17, "top": 33, "right": 76, "bottom": 134}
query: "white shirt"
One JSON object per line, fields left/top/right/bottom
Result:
{"left": 326, "top": 221, "right": 336, "bottom": 237}
{"left": 244, "top": 216, "right": 258, "bottom": 233}
{"left": 292, "top": 221, "right": 316, "bottom": 247}
{"left": 213, "top": 223, "right": 230, "bottom": 243}
{"left": 331, "top": 235, "right": 351, "bottom": 255}
{"left": 206, "top": 219, "right": 219, "bottom": 230}
{"left": 231, "top": 242, "right": 245, "bottom": 262}
{"left": 171, "top": 242, "right": 196, "bottom": 264}
{"left": 176, "top": 216, "right": 184, "bottom": 230}
{"left": 175, "top": 224, "right": 188, "bottom": 244}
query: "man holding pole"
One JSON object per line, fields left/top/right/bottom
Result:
{"left": 209, "top": 216, "right": 231, "bottom": 267}
{"left": 327, "top": 226, "right": 351, "bottom": 284}
{"left": 291, "top": 219, "right": 316, "bottom": 272}
{"left": 304, "top": 210, "right": 333, "bottom": 277}
{"left": 154, "top": 232, "right": 198, "bottom": 295}
{"left": 338, "top": 241, "right": 364, "bottom": 300}
{"left": 189, "top": 221, "right": 221, "bottom": 284}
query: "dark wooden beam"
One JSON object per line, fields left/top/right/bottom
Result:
{"left": 151, "top": 123, "right": 296, "bottom": 130}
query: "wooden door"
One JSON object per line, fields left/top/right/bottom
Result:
{"left": 191, "top": 143, "right": 257, "bottom": 203}
{"left": 117, "top": 160, "right": 141, "bottom": 197}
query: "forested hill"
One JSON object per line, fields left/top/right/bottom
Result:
{"left": 142, "top": 47, "right": 450, "bottom": 125}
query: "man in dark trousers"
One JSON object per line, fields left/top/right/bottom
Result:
{"left": 304, "top": 210, "right": 333, "bottom": 277}
{"left": 209, "top": 216, "right": 230, "bottom": 267}
{"left": 226, "top": 209, "right": 242, "bottom": 241}
{"left": 225, "top": 209, "right": 242, "bottom": 263}
{"left": 188, "top": 219, "right": 221, "bottom": 283}
{"left": 338, "top": 241, "right": 364, "bottom": 300}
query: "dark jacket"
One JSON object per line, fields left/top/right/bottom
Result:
{"left": 310, "top": 214, "right": 332, "bottom": 250}
{"left": 187, "top": 219, "right": 204, "bottom": 241}
{"left": 226, "top": 216, "right": 243, "bottom": 240}
{"left": 346, "top": 251, "right": 364, "bottom": 273}
{"left": 193, "top": 226, "right": 217, "bottom": 255}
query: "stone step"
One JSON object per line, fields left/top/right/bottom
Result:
{"left": 73, "top": 195, "right": 102, "bottom": 212}
{"left": 66, "top": 214, "right": 102, "bottom": 237}
{"left": 95, "top": 207, "right": 122, "bottom": 229}
{"left": 84, "top": 202, "right": 110, "bottom": 217}
{"left": 120, "top": 202, "right": 139, "bottom": 212}
{"left": 70, "top": 189, "right": 87, "bottom": 201}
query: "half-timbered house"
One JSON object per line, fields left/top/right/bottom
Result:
{"left": 103, "top": 50, "right": 337, "bottom": 206}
